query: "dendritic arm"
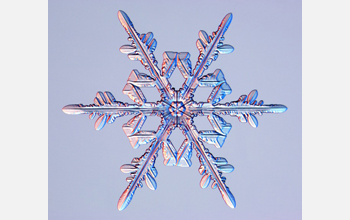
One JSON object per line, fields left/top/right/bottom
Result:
{"left": 180, "top": 116, "right": 236, "bottom": 209}
{"left": 188, "top": 89, "right": 288, "bottom": 128}
{"left": 62, "top": 91, "right": 165, "bottom": 130}
{"left": 181, "top": 13, "right": 234, "bottom": 99}
{"left": 117, "top": 117, "right": 175, "bottom": 211}
{"left": 118, "top": 10, "right": 173, "bottom": 99}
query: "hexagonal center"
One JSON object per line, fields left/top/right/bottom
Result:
{"left": 169, "top": 101, "right": 186, "bottom": 117}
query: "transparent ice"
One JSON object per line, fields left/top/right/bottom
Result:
{"left": 62, "top": 10, "right": 287, "bottom": 211}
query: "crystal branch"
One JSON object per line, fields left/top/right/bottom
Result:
{"left": 118, "top": 10, "right": 173, "bottom": 99}
{"left": 181, "top": 13, "right": 234, "bottom": 99}
{"left": 188, "top": 90, "right": 287, "bottom": 128}
{"left": 117, "top": 117, "right": 175, "bottom": 210}
{"left": 180, "top": 116, "right": 236, "bottom": 209}
{"left": 62, "top": 91, "right": 165, "bottom": 130}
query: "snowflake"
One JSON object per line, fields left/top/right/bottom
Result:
{"left": 62, "top": 10, "right": 287, "bottom": 211}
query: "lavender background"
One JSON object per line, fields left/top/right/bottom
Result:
{"left": 49, "top": 0, "right": 301, "bottom": 219}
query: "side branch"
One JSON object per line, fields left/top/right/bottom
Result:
{"left": 117, "top": 117, "right": 175, "bottom": 210}
{"left": 118, "top": 10, "right": 173, "bottom": 99}
{"left": 181, "top": 13, "right": 233, "bottom": 99}
{"left": 180, "top": 117, "right": 236, "bottom": 209}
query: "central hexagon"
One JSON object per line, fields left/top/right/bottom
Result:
{"left": 169, "top": 101, "right": 186, "bottom": 117}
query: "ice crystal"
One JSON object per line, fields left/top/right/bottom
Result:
{"left": 62, "top": 10, "right": 287, "bottom": 211}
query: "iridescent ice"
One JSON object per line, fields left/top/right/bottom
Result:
{"left": 62, "top": 10, "right": 287, "bottom": 211}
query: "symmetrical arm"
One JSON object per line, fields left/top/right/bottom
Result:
{"left": 118, "top": 116, "right": 176, "bottom": 211}
{"left": 181, "top": 13, "right": 234, "bottom": 99}
{"left": 62, "top": 91, "right": 165, "bottom": 130}
{"left": 188, "top": 89, "right": 287, "bottom": 128}
{"left": 118, "top": 10, "right": 174, "bottom": 100}
{"left": 179, "top": 116, "right": 236, "bottom": 208}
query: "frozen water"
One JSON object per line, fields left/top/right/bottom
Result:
{"left": 62, "top": 10, "right": 287, "bottom": 211}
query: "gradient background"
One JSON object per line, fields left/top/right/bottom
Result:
{"left": 49, "top": 0, "right": 301, "bottom": 219}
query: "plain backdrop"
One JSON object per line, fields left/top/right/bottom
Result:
{"left": 49, "top": 0, "right": 301, "bottom": 219}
